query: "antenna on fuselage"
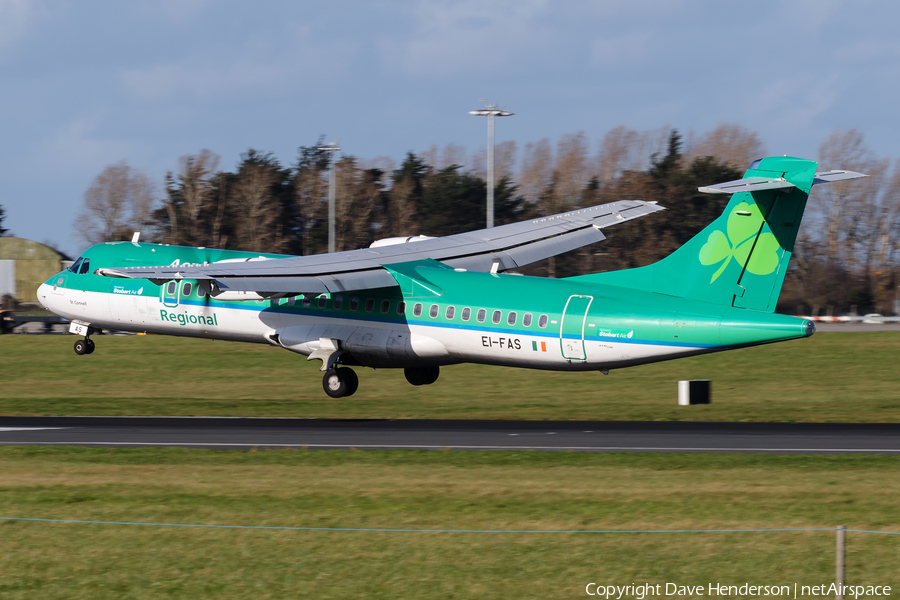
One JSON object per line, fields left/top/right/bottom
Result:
{"left": 131, "top": 232, "right": 141, "bottom": 243}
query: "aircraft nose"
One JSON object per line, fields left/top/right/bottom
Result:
{"left": 37, "top": 283, "right": 51, "bottom": 310}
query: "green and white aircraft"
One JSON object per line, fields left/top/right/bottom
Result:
{"left": 39, "top": 156, "right": 863, "bottom": 397}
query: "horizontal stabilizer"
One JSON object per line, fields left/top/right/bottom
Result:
{"left": 699, "top": 170, "right": 867, "bottom": 195}
{"left": 812, "top": 170, "right": 867, "bottom": 184}
{"left": 698, "top": 177, "right": 794, "bottom": 195}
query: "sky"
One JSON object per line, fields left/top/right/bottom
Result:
{"left": 1, "top": 0, "right": 899, "bottom": 256}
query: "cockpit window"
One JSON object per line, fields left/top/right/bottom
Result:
{"left": 68, "top": 257, "right": 83, "bottom": 273}
{"left": 78, "top": 258, "right": 91, "bottom": 275}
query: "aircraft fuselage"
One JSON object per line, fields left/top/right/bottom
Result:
{"left": 38, "top": 241, "right": 814, "bottom": 377}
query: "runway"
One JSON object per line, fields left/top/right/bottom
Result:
{"left": 1, "top": 417, "right": 900, "bottom": 453}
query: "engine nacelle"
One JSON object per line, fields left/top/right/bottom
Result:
{"left": 274, "top": 324, "right": 450, "bottom": 368}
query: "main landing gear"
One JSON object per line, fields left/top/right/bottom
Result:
{"left": 322, "top": 368, "right": 359, "bottom": 398}
{"left": 404, "top": 366, "right": 440, "bottom": 386}
{"left": 73, "top": 337, "right": 95, "bottom": 355}
{"left": 320, "top": 365, "right": 441, "bottom": 398}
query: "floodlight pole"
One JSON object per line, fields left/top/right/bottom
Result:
{"left": 317, "top": 142, "right": 341, "bottom": 253}
{"left": 469, "top": 103, "right": 513, "bottom": 228}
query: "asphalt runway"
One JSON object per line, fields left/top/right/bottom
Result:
{"left": 1, "top": 417, "right": 900, "bottom": 453}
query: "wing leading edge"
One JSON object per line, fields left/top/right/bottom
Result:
{"left": 100, "top": 199, "right": 663, "bottom": 296}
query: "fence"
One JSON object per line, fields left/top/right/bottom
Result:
{"left": 3, "top": 517, "right": 898, "bottom": 599}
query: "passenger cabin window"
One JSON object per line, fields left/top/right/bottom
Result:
{"left": 79, "top": 258, "right": 91, "bottom": 275}
{"left": 68, "top": 258, "right": 83, "bottom": 273}
{"left": 302, "top": 295, "right": 312, "bottom": 307}
{"left": 365, "top": 298, "right": 375, "bottom": 312}
{"left": 445, "top": 306, "right": 455, "bottom": 319}
{"left": 413, "top": 303, "right": 423, "bottom": 317}
{"left": 507, "top": 311, "right": 516, "bottom": 326}
{"left": 287, "top": 295, "right": 294, "bottom": 305}
{"left": 523, "top": 313, "right": 532, "bottom": 327}
{"left": 182, "top": 282, "right": 192, "bottom": 297}
{"left": 166, "top": 281, "right": 176, "bottom": 295}
{"left": 333, "top": 296, "right": 343, "bottom": 310}
{"left": 492, "top": 310, "right": 502, "bottom": 324}
{"left": 197, "top": 285, "right": 206, "bottom": 298}
{"left": 350, "top": 297, "right": 359, "bottom": 311}
{"left": 429, "top": 304, "right": 439, "bottom": 318}
{"left": 397, "top": 301, "right": 406, "bottom": 314}
{"left": 381, "top": 300, "right": 390, "bottom": 314}
{"left": 538, "top": 314, "right": 548, "bottom": 328}
{"left": 462, "top": 307, "right": 471, "bottom": 321}
{"left": 318, "top": 295, "right": 328, "bottom": 308}
{"left": 476, "top": 309, "right": 486, "bottom": 323}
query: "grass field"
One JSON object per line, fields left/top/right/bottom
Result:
{"left": 1, "top": 447, "right": 899, "bottom": 599}
{"left": 1, "top": 332, "right": 898, "bottom": 421}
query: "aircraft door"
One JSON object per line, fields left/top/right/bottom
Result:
{"left": 161, "top": 280, "right": 179, "bottom": 308}
{"left": 560, "top": 294, "right": 592, "bottom": 360}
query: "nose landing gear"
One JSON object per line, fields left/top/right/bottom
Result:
{"left": 322, "top": 368, "right": 359, "bottom": 398}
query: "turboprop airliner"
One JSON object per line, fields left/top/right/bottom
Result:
{"left": 39, "top": 156, "right": 863, "bottom": 397}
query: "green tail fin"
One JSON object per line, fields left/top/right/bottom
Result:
{"left": 570, "top": 156, "right": 818, "bottom": 313}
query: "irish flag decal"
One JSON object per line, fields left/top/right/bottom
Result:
{"left": 531, "top": 341, "right": 547, "bottom": 352}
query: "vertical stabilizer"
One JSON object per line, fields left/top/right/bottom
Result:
{"left": 572, "top": 156, "right": 821, "bottom": 312}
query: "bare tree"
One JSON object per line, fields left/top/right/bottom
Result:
{"left": 230, "top": 161, "right": 281, "bottom": 252}
{"left": 493, "top": 140, "right": 518, "bottom": 183}
{"left": 519, "top": 138, "right": 553, "bottom": 206}
{"left": 420, "top": 145, "right": 439, "bottom": 172}
{"left": 176, "top": 150, "right": 219, "bottom": 246}
{"left": 440, "top": 143, "right": 467, "bottom": 170}
{"left": 77, "top": 162, "right": 156, "bottom": 245}
{"left": 596, "top": 126, "right": 671, "bottom": 185}
{"left": 547, "top": 132, "right": 590, "bottom": 214}
{"left": 789, "top": 129, "right": 900, "bottom": 313}
{"left": 294, "top": 144, "right": 330, "bottom": 256}
{"left": 813, "top": 129, "right": 880, "bottom": 268}
{"left": 386, "top": 177, "right": 418, "bottom": 236}
{"left": 597, "top": 126, "right": 640, "bottom": 184}
{"left": 333, "top": 157, "right": 381, "bottom": 251}
{"left": 685, "top": 124, "right": 765, "bottom": 171}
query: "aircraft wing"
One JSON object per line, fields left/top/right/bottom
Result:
{"left": 102, "top": 200, "right": 663, "bottom": 295}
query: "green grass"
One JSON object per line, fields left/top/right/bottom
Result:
{"left": 1, "top": 448, "right": 898, "bottom": 599}
{"left": 1, "top": 332, "right": 899, "bottom": 420}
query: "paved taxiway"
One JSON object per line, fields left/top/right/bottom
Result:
{"left": 1, "top": 417, "right": 899, "bottom": 453}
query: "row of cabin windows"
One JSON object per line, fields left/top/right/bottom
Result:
{"left": 412, "top": 302, "right": 549, "bottom": 328}
{"left": 286, "top": 294, "right": 550, "bottom": 329}
{"left": 161, "top": 285, "right": 549, "bottom": 330}
{"left": 296, "top": 294, "right": 406, "bottom": 316}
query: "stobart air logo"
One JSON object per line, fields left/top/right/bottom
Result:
{"left": 698, "top": 202, "right": 780, "bottom": 283}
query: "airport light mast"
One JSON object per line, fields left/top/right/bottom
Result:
{"left": 317, "top": 141, "right": 342, "bottom": 253}
{"left": 469, "top": 102, "right": 513, "bottom": 228}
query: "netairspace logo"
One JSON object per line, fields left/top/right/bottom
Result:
{"left": 585, "top": 582, "right": 892, "bottom": 598}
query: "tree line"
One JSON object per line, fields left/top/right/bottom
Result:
{"left": 75, "top": 125, "right": 900, "bottom": 315}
